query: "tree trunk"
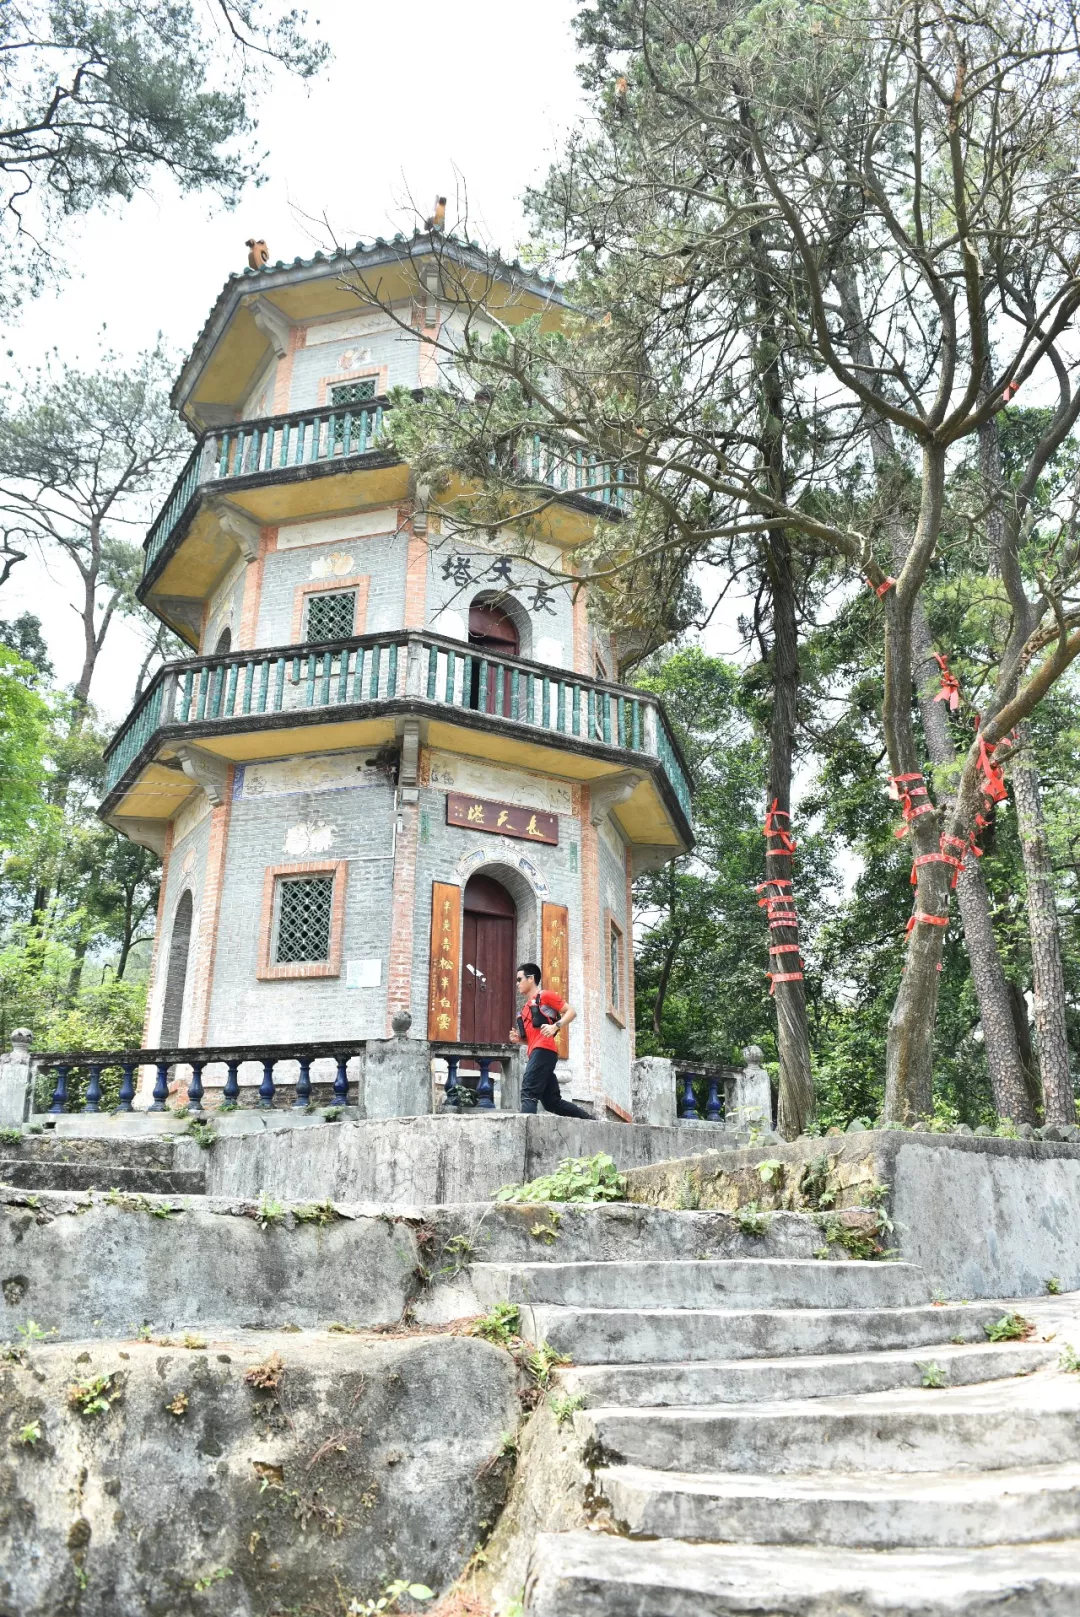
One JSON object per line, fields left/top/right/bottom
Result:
{"left": 764, "top": 525, "right": 814, "bottom": 1138}
{"left": 837, "top": 270, "right": 1032, "bottom": 1122}
{"left": 1011, "top": 726, "right": 1076, "bottom": 1124}
{"left": 909, "top": 608, "right": 1034, "bottom": 1123}
{"left": 64, "top": 934, "right": 89, "bottom": 1007}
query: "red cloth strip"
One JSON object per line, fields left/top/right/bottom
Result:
{"left": 769, "top": 944, "right": 802, "bottom": 956}
{"left": 767, "top": 970, "right": 804, "bottom": 993}
{"left": 905, "top": 912, "right": 949, "bottom": 934}
{"left": 933, "top": 653, "right": 961, "bottom": 712}
{"left": 866, "top": 576, "right": 896, "bottom": 599}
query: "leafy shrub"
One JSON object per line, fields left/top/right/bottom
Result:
{"left": 495, "top": 1153, "right": 626, "bottom": 1204}
{"left": 984, "top": 1312, "right": 1035, "bottom": 1342}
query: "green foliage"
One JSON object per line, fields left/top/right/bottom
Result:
{"left": 984, "top": 1313, "right": 1035, "bottom": 1342}
{"left": 525, "top": 1342, "right": 572, "bottom": 1389}
{"left": 256, "top": 1196, "right": 286, "bottom": 1229}
{"left": 467, "top": 1301, "right": 522, "bottom": 1349}
{"left": 548, "top": 1391, "right": 586, "bottom": 1426}
{"left": 0, "top": 647, "right": 51, "bottom": 847}
{"left": 184, "top": 1119, "right": 215, "bottom": 1151}
{"left": 13, "top": 1418, "right": 42, "bottom": 1446}
{"left": 1059, "top": 1345, "right": 1080, "bottom": 1373}
{"left": 292, "top": 1199, "right": 339, "bottom": 1227}
{"left": 733, "top": 1202, "right": 771, "bottom": 1237}
{"left": 347, "top": 1581, "right": 434, "bottom": 1615}
{"left": 0, "top": 1, "right": 328, "bottom": 315}
{"left": 495, "top": 1153, "right": 626, "bottom": 1204}
{"left": 15, "top": 1319, "right": 56, "bottom": 1342}
{"left": 191, "top": 1568, "right": 233, "bottom": 1593}
{"left": 67, "top": 1372, "right": 119, "bottom": 1417}
{"left": 756, "top": 1159, "right": 785, "bottom": 1185}
{"left": 919, "top": 1362, "right": 946, "bottom": 1389}
{"left": 1047, "top": 1277, "right": 1063, "bottom": 1295}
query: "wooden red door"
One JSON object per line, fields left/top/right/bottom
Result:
{"left": 461, "top": 875, "right": 516, "bottom": 1043}
{"left": 468, "top": 601, "right": 519, "bottom": 715}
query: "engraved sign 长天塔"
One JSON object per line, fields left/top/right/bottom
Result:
{"left": 446, "top": 792, "right": 558, "bottom": 846}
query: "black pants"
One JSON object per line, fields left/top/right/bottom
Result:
{"left": 520, "top": 1047, "right": 592, "bottom": 1117}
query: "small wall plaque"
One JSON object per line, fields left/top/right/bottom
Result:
{"left": 446, "top": 792, "right": 558, "bottom": 846}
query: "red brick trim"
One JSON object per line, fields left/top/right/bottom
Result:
{"left": 601, "top": 1094, "right": 633, "bottom": 1123}
{"left": 624, "top": 846, "right": 637, "bottom": 1053}
{"left": 605, "top": 907, "right": 626, "bottom": 1028}
{"left": 256, "top": 859, "right": 348, "bottom": 980}
{"left": 238, "top": 526, "right": 275, "bottom": 650}
{"left": 290, "top": 575, "right": 369, "bottom": 642}
{"left": 402, "top": 505, "right": 428, "bottom": 629}
{"left": 141, "top": 822, "right": 174, "bottom": 1046}
{"left": 190, "top": 776, "right": 235, "bottom": 1041}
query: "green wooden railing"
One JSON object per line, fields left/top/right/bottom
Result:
{"left": 102, "top": 631, "right": 691, "bottom": 821}
{"left": 142, "top": 399, "right": 631, "bottom": 582}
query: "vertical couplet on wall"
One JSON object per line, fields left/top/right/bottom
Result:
{"left": 428, "top": 882, "right": 461, "bottom": 1040}
{"left": 542, "top": 902, "right": 570, "bottom": 1060}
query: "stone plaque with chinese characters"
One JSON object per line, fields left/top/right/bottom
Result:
{"left": 446, "top": 793, "right": 559, "bottom": 846}
{"left": 427, "top": 882, "right": 462, "bottom": 1040}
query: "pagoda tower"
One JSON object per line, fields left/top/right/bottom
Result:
{"left": 99, "top": 233, "right": 693, "bottom": 1114}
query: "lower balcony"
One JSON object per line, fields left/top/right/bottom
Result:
{"left": 100, "top": 632, "right": 693, "bottom": 854}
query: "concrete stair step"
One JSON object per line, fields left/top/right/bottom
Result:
{"left": 523, "top": 1301, "right": 1005, "bottom": 1364}
{"left": 0, "top": 1159, "right": 206, "bottom": 1195}
{"left": 579, "top": 1377, "right": 1080, "bottom": 1473}
{"left": 428, "top": 1205, "right": 831, "bottom": 1266}
{"left": 601, "top": 1459, "right": 1080, "bottom": 1547}
{"left": 465, "top": 1259, "right": 930, "bottom": 1312}
{"left": 523, "top": 1530, "right": 1080, "bottom": 1615}
{"left": 559, "top": 1339, "right": 1057, "bottom": 1406}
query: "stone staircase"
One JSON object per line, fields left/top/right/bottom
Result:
{"left": 435, "top": 1227, "right": 1080, "bottom": 1615}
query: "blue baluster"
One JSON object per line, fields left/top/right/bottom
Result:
{"left": 117, "top": 1062, "right": 136, "bottom": 1112}
{"left": 84, "top": 1063, "right": 103, "bottom": 1114}
{"left": 444, "top": 1056, "right": 460, "bottom": 1109}
{"left": 293, "top": 1056, "right": 312, "bottom": 1109}
{"left": 704, "top": 1075, "right": 722, "bottom": 1122}
{"left": 680, "top": 1072, "right": 700, "bottom": 1120}
{"left": 332, "top": 1057, "right": 350, "bottom": 1105}
{"left": 476, "top": 1059, "right": 495, "bottom": 1109}
{"left": 48, "top": 1063, "right": 70, "bottom": 1114}
{"left": 150, "top": 1061, "right": 170, "bottom": 1111}
{"left": 222, "top": 1059, "right": 240, "bottom": 1106}
{"left": 187, "top": 1061, "right": 205, "bottom": 1114}
{"left": 258, "top": 1057, "right": 276, "bottom": 1109}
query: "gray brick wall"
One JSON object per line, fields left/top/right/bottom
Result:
{"left": 254, "top": 519, "right": 410, "bottom": 647}
{"left": 149, "top": 806, "right": 212, "bottom": 1046}
{"left": 425, "top": 538, "right": 575, "bottom": 667}
{"left": 204, "top": 758, "right": 396, "bottom": 1043}
{"left": 288, "top": 328, "right": 421, "bottom": 412}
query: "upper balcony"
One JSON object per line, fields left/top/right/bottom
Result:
{"left": 100, "top": 630, "right": 693, "bottom": 858}
{"left": 140, "top": 395, "right": 630, "bottom": 646}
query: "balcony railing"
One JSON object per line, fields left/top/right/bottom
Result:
{"left": 102, "top": 630, "right": 693, "bottom": 823}
{"left": 143, "top": 398, "right": 629, "bottom": 582}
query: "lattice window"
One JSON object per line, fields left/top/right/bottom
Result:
{"left": 305, "top": 590, "right": 356, "bottom": 643}
{"left": 274, "top": 876, "right": 334, "bottom": 964}
{"left": 607, "top": 913, "right": 625, "bottom": 1022}
{"left": 331, "top": 379, "right": 378, "bottom": 408}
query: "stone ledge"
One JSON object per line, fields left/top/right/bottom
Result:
{"left": 624, "top": 1130, "right": 1080, "bottom": 1299}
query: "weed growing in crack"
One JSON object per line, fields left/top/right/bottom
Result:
{"left": 918, "top": 1362, "right": 946, "bottom": 1388}
{"left": 67, "top": 1373, "right": 119, "bottom": 1418}
{"left": 984, "top": 1312, "right": 1035, "bottom": 1342}
{"left": 13, "top": 1419, "right": 41, "bottom": 1446}
{"left": 549, "top": 1391, "right": 586, "bottom": 1426}
{"left": 467, "top": 1302, "right": 521, "bottom": 1349}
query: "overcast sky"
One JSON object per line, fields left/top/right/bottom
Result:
{"left": 1, "top": 0, "right": 627, "bottom": 720}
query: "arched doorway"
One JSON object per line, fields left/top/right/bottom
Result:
{"left": 461, "top": 873, "right": 516, "bottom": 1044}
{"left": 214, "top": 626, "right": 232, "bottom": 654}
{"left": 468, "top": 599, "right": 519, "bottom": 715}
{"left": 160, "top": 890, "right": 194, "bottom": 1045}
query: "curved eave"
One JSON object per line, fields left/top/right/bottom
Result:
{"left": 100, "top": 699, "right": 694, "bottom": 856}
{"left": 138, "top": 463, "right": 624, "bottom": 648}
{"left": 173, "top": 234, "right": 572, "bottom": 425}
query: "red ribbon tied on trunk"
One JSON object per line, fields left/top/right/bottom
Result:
{"left": 762, "top": 799, "right": 797, "bottom": 855}
{"left": 888, "top": 772, "right": 935, "bottom": 836}
{"left": 977, "top": 733, "right": 1008, "bottom": 806}
{"left": 933, "top": 654, "right": 961, "bottom": 712}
